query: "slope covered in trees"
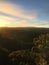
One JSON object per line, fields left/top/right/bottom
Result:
{"left": 0, "top": 28, "right": 49, "bottom": 65}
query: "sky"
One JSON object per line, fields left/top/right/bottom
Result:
{"left": 0, "top": 0, "right": 49, "bottom": 27}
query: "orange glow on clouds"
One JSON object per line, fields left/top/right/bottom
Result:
{"left": 0, "top": 2, "right": 36, "bottom": 20}
{"left": 0, "top": 1, "right": 49, "bottom": 28}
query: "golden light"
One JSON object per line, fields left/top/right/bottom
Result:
{"left": 0, "top": 19, "right": 6, "bottom": 27}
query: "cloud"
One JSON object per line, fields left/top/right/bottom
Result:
{"left": 0, "top": 16, "right": 49, "bottom": 27}
{"left": 0, "top": 15, "right": 17, "bottom": 21}
{"left": 0, "top": 15, "right": 17, "bottom": 27}
{"left": 0, "top": 1, "right": 36, "bottom": 20}
{"left": 0, "top": 1, "right": 49, "bottom": 28}
{"left": 32, "top": 20, "right": 49, "bottom": 25}
{"left": 9, "top": 20, "right": 49, "bottom": 27}
{"left": 38, "top": 21, "right": 49, "bottom": 25}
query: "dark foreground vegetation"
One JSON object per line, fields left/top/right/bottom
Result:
{"left": 0, "top": 27, "right": 49, "bottom": 65}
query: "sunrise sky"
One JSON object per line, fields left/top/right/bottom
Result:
{"left": 0, "top": 0, "right": 49, "bottom": 27}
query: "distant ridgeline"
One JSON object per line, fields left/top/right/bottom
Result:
{"left": 0, "top": 28, "right": 49, "bottom": 50}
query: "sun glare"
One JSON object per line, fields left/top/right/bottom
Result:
{"left": 0, "top": 19, "right": 6, "bottom": 27}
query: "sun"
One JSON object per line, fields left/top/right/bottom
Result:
{"left": 0, "top": 19, "right": 6, "bottom": 27}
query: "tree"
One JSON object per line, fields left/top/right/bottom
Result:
{"left": 31, "top": 34, "right": 48, "bottom": 65}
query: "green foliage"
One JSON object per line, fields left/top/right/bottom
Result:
{"left": 8, "top": 33, "right": 49, "bottom": 65}
{"left": 0, "top": 28, "right": 49, "bottom": 65}
{"left": 32, "top": 34, "right": 49, "bottom": 65}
